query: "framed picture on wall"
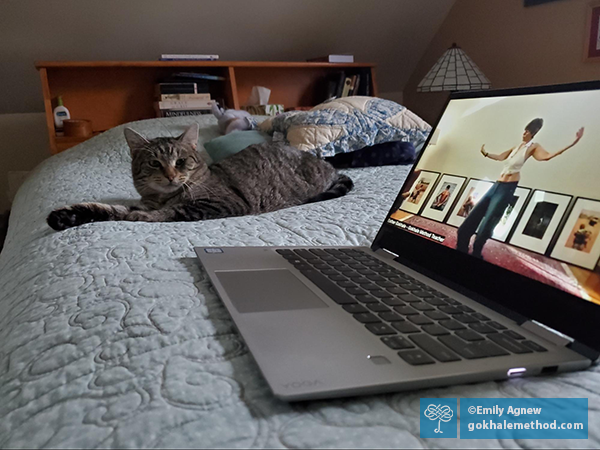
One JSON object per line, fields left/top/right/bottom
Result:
{"left": 508, "top": 190, "right": 572, "bottom": 255}
{"left": 399, "top": 170, "right": 440, "bottom": 214}
{"left": 584, "top": 1, "right": 600, "bottom": 62}
{"left": 421, "top": 174, "right": 467, "bottom": 222}
{"left": 550, "top": 197, "right": 600, "bottom": 270}
{"left": 446, "top": 178, "right": 494, "bottom": 227}
{"left": 491, "top": 186, "right": 532, "bottom": 242}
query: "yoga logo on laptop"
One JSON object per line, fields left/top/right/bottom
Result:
{"left": 420, "top": 398, "right": 457, "bottom": 438}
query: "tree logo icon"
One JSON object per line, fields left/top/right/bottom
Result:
{"left": 424, "top": 404, "right": 454, "bottom": 433}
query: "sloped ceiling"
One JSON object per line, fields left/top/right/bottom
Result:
{"left": 0, "top": 0, "right": 456, "bottom": 114}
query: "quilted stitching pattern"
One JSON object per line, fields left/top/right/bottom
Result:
{"left": 0, "top": 116, "right": 598, "bottom": 449}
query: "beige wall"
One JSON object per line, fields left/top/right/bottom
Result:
{"left": 0, "top": 0, "right": 456, "bottom": 114}
{"left": 404, "top": 0, "right": 600, "bottom": 125}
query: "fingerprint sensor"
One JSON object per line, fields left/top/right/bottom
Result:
{"left": 368, "top": 355, "right": 391, "bottom": 365}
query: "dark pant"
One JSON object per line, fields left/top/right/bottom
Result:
{"left": 456, "top": 181, "right": 518, "bottom": 257}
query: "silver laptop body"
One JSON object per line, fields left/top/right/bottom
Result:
{"left": 195, "top": 83, "right": 599, "bottom": 401}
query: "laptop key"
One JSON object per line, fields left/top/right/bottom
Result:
{"left": 298, "top": 269, "right": 357, "bottom": 305}
{"left": 472, "top": 340, "right": 510, "bottom": 357}
{"left": 412, "top": 290, "right": 435, "bottom": 298}
{"left": 360, "top": 284, "right": 380, "bottom": 291}
{"left": 367, "top": 303, "right": 390, "bottom": 313}
{"left": 343, "top": 304, "right": 367, "bottom": 314}
{"left": 424, "top": 297, "right": 448, "bottom": 306}
{"left": 488, "top": 333, "right": 533, "bottom": 354}
{"left": 454, "top": 313, "right": 479, "bottom": 324}
{"left": 439, "top": 319, "right": 466, "bottom": 330}
{"left": 392, "top": 321, "right": 420, "bottom": 333}
{"left": 438, "top": 335, "right": 487, "bottom": 359}
{"left": 488, "top": 321, "right": 508, "bottom": 330}
{"left": 371, "top": 290, "right": 393, "bottom": 298}
{"left": 355, "top": 294, "right": 379, "bottom": 304}
{"left": 381, "top": 336, "right": 414, "bottom": 350}
{"left": 422, "top": 324, "right": 450, "bottom": 336}
{"left": 337, "top": 280, "right": 356, "bottom": 288}
{"left": 456, "top": 329, "right": 485, "bottom": 341}
{"left": 472, "top": 313, "right": 490, "bottom": 321}
{"left": 353, "top": 313, "right": 381, "bottom": 324}
{"left": 424, "top": 310, "right": 450, "bottom": 321}
{"left": 394, "top": 305, "right": 419, "bottom": 315}
{"left": 398, "top": 294, "right": 421, "bottom": 303}
{"left": 322, "top": 269, "right": 339, "bottom": 276}
{"left": 398, "top": 349, "right": 435, "bottom": 365}
{"left": 354, "top": 277, "right": 373, "bottom": 285}
{"left": 293, "top": 249, "right": 319, "bottom": 260}
{"left": 382, "top": 298, "right": 404, "bottom": 306}
{"left": 469, "top": 323, "right": 497, "bottom": 334}
{"left": 387, "top": 287, "right": 409, "bottom": 295}
{"left": 408, "top": 314, "right": 434, "bottom": 325}
{"left": 346, "top": 287, "right": 367, "bottom": 296}
{"left": 504, "top": 330, "right": 525, "bottom": 340}
{"left": 521, "top": 340, "right": 548, "bottom": 352}
{"left": 439, "top": 305, "right": 463, "bottom": 314}
{"left": 412, "top": 302, "right": 435, "bottom": 311}
{"left": 379, "top": 312, "right": 404, "bottom": 322}
{"left": 330, "top": 275, "right": 347, "bottom": 282}
{"left": 366, "top": 323, "right": 396, "bottom": 336}
{"left": 309, "top": 249, "right": 330, "bottom": 256}
{"left": 460, "top": 305, "right": 475, "bottom": 313}
{"left": 376, "top": 281, "right": 397, "bottom": 288}
{"left": 410, "top": 334, "right": 460, "bottom": 362}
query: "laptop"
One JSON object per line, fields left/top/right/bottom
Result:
{"left": 195, "top": 81, "right": 600, "bottom": 401}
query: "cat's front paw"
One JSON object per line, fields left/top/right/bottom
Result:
{"left": 47, "top": 205, "right": 95, "bottom": 230}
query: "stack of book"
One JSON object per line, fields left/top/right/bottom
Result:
{"left": 324, "top": 69, "right": 372, "bottom": 101}
{"left": 155, "top": 72, "right": 225, "bottom": 117}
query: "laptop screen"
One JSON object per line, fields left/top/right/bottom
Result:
{"left": 385, "top": 88, "right": 600, "bottom": 306}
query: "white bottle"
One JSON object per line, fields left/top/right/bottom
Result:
{"left": 53, "top": 96, "right": 70, "bottom": 131}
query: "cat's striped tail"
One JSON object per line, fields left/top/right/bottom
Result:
{"left": 306, "top": 174, "right": 354, "bottom": 204}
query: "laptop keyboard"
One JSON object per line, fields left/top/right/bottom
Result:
{"left": 276, "top": 248, "right": 548, "bottom": 366}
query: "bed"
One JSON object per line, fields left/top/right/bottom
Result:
{"left": 0, "top": 116, "right": 598, "bottom": 449}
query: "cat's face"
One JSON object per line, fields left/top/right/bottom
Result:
{"left": 125, "top": 124, "right": 206, "bottom": 194}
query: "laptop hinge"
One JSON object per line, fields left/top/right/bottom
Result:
{"left": 375, "top": 247, "right": 398, "bottom": 260}
{"left": 521, "top": 320, "right": 573, "bottom": 347}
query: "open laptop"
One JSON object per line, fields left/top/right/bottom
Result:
{"left": 195, "top": 81, "right": 600, "bottom": 401}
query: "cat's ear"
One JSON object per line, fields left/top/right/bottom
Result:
{"left": 124, "top": 128, "right": 149, "bottom": 155}
{"left": 177, "top": 123, "right": 199, "bottom": 149}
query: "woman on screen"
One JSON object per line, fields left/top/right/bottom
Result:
{"left": 456, "top": 118, "right": 584, "bottom": 259}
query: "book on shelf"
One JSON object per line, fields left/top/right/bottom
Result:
{"left": 160, "top": 109, "right": 212, "bottom": 117}
{"left": 159, "top": 54, "right": 219, "bottom": 61}
{"left": 158, "top": 99, "right": 212, "bottom": 110}
{"left": 159, "top": 93, "right": 211, "bottom": 101}
{"left": 326, "top": 68, "right": 371, "bottom": 101}
{"left": 171, "top": 72, "right": 225, "bottom": 81}
{"left": 340, "top": 76, "right": 353, "bottom": 97}
{"left": 307, "top": 54, "right": 354, "bottom": 63}
{"left": 156, "top": 82, "right": 199, "bottom": 95}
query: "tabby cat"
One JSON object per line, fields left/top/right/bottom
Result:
{"left": 47, "top": 124, "right": 353, "bottom": 230}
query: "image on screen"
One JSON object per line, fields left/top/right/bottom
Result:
{"left": 386, "top": 89, "right": 600, "bottom": 305}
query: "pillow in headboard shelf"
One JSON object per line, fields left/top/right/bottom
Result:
{"left": 258, "top": 96, "right": 431, "bottom": 157}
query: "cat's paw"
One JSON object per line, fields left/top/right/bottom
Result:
{"left": 47, "top": 205, "right": 95, "bottom": 231}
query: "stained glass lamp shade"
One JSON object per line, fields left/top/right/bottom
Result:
{"left": 417, "top": 43, "right": 491, "bottom": 92}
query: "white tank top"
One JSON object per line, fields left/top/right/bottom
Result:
{"left": 501, "top": 141, "right": 535, "bottom": 176}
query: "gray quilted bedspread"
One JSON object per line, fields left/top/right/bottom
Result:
{"left": 0, "top": 116, "right": 598, "bottom": 449}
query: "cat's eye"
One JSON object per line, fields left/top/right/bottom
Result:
{"left": 176, "top": 158, "right": 186, "bottom": 167}
{"left": 149, "top": 160, "right": 161, "bottom": 168}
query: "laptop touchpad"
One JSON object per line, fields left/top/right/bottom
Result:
{"left": 215, "top": 269, "right": 328, "bottom": 313}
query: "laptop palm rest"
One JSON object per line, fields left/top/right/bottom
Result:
{"left": 215, "top": 269, "right": 328, "bottom": 313}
